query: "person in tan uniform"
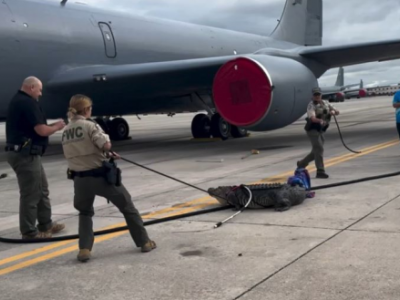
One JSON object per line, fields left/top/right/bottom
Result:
{"left": 61, "top": 94, "right": 156, "bottom": 262}
{"left": 297, "top": 87, "right": 339, "bottom": 179}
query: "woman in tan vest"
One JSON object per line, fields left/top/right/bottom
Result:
{"left": 62, "top": 94, "right": 156, "bottom": 262}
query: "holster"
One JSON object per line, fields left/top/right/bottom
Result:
{"left": 305, "top": 118, "right": 321, "bottom": 132}
{"left": 102, "top": 160, "right": 122, "bottom": 186}
{"left": 304, "top": 118, "right": 312, "bottom": 131}
{"left": 305, "top": 116, "right": 331, "bottom": 133}
{"left": 67, "top": 169, "right": 74, "bottom": 180}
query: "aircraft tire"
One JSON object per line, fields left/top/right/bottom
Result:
{"left": 94, "top": 117, "right": 110, "bottom": 134}
{"left": 109, "top": 117, "right": 130, "bottom": 141}
{"left": 210, "top": 113, "right": 231, "bottom": 140}
{"left": 191, "top": 114, "right": 211, "bottom": 138}
{"left": 231, "top": 126, "right": 248, "bottom": 138}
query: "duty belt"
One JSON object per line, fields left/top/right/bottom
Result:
{"left": 5, "top": 143, "right": 44, "bottom": 155}
{"left": 68, "top": 168, "right": 105, "bottom": 178}
{"left": 67, "top": 161, "right": 122, "bottom": 186}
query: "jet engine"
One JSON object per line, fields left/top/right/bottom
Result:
{"left": 212, "top": 55, "right": 318, "bottom": 131}
{"left": 336, "top": 92, "right": 345, "bottom": 101}
{"left": 358, "top": 89, "right": 367, "bottom": 98}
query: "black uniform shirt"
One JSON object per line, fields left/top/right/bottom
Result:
{"left": 6, "top": 90, "right": 48, "bottom": 146}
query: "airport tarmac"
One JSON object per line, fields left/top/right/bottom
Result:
{"left": 0, "top": 96, "right": 400, "bottom": 300}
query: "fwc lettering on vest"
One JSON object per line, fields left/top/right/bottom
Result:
{"left": 62, "top": 126, "right": 84, "bottom": 143}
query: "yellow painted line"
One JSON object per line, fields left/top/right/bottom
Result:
{"left": 0, "top": 230, "right": 128, "bottom": 276}
{"left": 0, "top": 196, "right": 212, "bottom": 268}
{"left": 0, "top": 203, "right": 217, "bottom": 276}
{"left": 141, "top": 196, "right": 212, "bottom": 218}
{"left": 0, "top": 240, "right": 74, "bottom": 267}
{"left": 324, "top": 141, "right": 398, "bottom": 167}
{"left": 254, "top": 139, "right": 399, "bottom": 184}
{"left": 0, "top": 220, "right": 134, "bottom": 268}
{"left": 153, "top": 202, "right": 218, "bottom": 219}
{"left": 0, "top": 138, "right": 398, "bottom": 276}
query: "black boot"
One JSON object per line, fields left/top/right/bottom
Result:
{"left": 316, "top": 171, "right": 329, "bottom": 179}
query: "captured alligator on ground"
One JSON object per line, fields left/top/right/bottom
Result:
{"left": 208, "top": 183, "right": 310, "bottom": 212}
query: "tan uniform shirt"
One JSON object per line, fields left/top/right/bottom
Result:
{"left": 61, "top": 115, "right": 110, "bottom": 171}
{"left": 306, "top": 100, "right": 335, "bottom": 124}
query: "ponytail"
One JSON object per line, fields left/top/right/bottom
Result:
{"left": 67, "top": 107, "right": 78, "bottom": 119}
{"left": 67, "top": 94, "right": 93, "bottom": 120}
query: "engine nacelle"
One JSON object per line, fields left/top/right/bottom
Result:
{"left": 359, "top": 89, "right": 367, "bottom": 98}
{"left": 336, "top": 92, "right": 345, "bottom": 101}
{"left": 212, "top": 55, "right": 317, "bottom": 131}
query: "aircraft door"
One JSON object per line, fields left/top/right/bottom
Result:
{"left": 0, "top": 1, "right": 21, "bottom": 60}
{"left": 0, "top": 1, "right": 18, "bottom": 49}
{"left": 98, "top": 22, "right": 117, "bottom": 58}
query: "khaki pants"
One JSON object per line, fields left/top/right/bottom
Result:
{"left": 73, "top": 177, "right": 149, "bottom": 250}
{"left": 7, "top": 152, "right": 53, "bottom": 236}
{"left": 298, "top": 130, "right": 325, "bottom": 173}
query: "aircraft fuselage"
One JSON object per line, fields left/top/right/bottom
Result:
{"left": 0, "top": 0, "right": 297, "bottom": 120}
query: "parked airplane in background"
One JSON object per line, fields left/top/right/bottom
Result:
{"left": 2, "top": 0, "right": 400, "bottom": 141}
{"left": 320, "top": 67, "right": 364, "bottom": 102}
{"left": 321, "top": 67, "right": 346, "bottom": 102}
{"left": 343, "top": 80, "right": 367, "bottom": 99}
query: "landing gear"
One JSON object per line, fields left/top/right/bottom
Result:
{"left": 108, "top": 117, "right": 130, "bottom": 141}
{"left": 210, "top": 113, "right": 231, "bottom": 140}
{"left": 191, "top": 113, "right": 211, "bottom": 138}
{"left": 190, "top": 91, "right": 249, "bottom": 141}
{"left": 231, "top": 126, "right": 248, "bottom": 138}
{"left": 191, "top": 113, "right": 245, "bottom": 140}
{"left": 93, "top": 117, "right": 130, "bottom": 141}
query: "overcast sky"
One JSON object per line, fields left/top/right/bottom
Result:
{"left": 81, "top": 0, "right": 400, "bottom": 87}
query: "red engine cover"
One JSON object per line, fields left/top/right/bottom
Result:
{"left": 336, "top": 92, "right": 344, "bottom": 99}
{"left": 359, "top": 89, "right": 367, "bottom": 97}
{"left": 212, "top": 57, "right": 273, "bottom": 127}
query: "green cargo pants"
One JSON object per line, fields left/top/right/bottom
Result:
{"left": 73, "top": 177, "right": 150, "bottom": 250}
{"left": 297, "top": 129, "right": 325, "bottom": 173}
{"left": 7, "top": 152, "right": 53, "bottom": 236}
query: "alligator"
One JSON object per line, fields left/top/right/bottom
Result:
{"left": 208, "top": 183, "right": 309, "bottom": 212}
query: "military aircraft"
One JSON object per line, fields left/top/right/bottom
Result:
{"left": 2, "top": 0, "right": 400, "bottom": 141}
{"left": 343, "top": 80, "right": 367, "bottom": 99}
{"left": 321, "top": 67, "right": 364, "bottom": 102}
{"left": 320, "top": 67, "right": 346, "bottom": 102}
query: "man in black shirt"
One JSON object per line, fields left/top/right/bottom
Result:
{"left": 6, "top": 76, "right": 66, "bottom": 239}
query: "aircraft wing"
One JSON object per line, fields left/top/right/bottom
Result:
{"left": 299, "top": 39, "right": 400, "bottom": 68}
{"left": 47, "top": 56, "right": 234, "bottom": 101}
